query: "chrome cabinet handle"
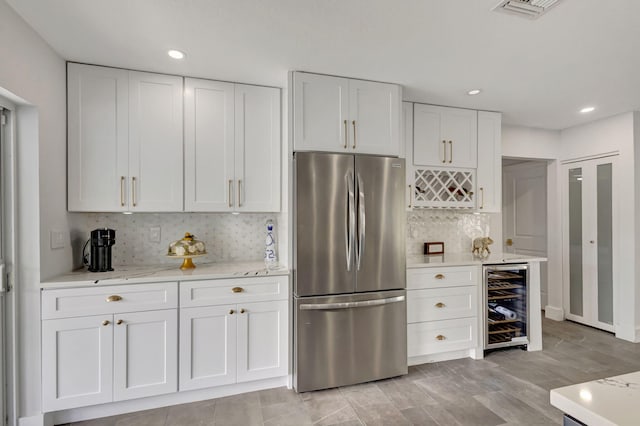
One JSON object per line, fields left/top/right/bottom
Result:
{"left": 408, "top": 185, "right": 412, "bottom": 208}
{"left": 448, "top": 141, "right": 453, "bottom": 164}
{"left": 131, "top": 177, "right": 137, "bottom": 207}
{"left": 479, "top": 187, "right": 484, "bottom": 209}
{"left": 237, "top": 180, "right": 242, "bottom": 208}
{"left": 228, "top": 180, "right": 233, "bottom": 207}
{"left": 346, "top": 172, "right": 355, "bottom": 272}
{"left": 106, "top": 295, "right": 122, "bottom": 302}
{"left": 435, "top": 274, "right": 445, "bottom": 280}
{"left": 343, "top": 120, "right": 348, "bottom": 149}
{"left": 435, "top": 302, "right": 445, "bottom": 308}
{"left": 436, "top": 335, "right": 446, "bottom": 341}
{"left": 120, "top": 176, "right": 126, "bottom": 207}
{"left": 300, "top": 295, "right": 405, "bottom": 310}
{"left": 356, "top": 173, "right": 365, "bottom": 271}
{"left": 232, "top": 287, "right": 244, "bottom": 293}
{"left": 442, "top": 140, "right": 446, "bottom": 163}
{"left": 352, "top": 120, "right": 357, "bottom": 149}
{"left": 102, "top": 320, "right": 110, "bottom": 326}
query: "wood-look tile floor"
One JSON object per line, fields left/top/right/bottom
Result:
{"left": 61, "top": 318, "right": 640, "bottom": 426}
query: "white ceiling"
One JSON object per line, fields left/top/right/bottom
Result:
{"left": 7, "top": 0, "right": 640, "bottom": 130}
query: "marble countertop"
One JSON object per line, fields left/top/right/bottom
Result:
{"left": 550, "top": 371, "right": 640, "bottom": 426}
{"left": 407, "top": 252, "right": 547, "bottom": 268}
{"left": 41, "top": 261, "right": 290, "bottom": 289}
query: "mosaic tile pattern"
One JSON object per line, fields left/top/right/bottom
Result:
{"left": 72, "top": 212, "right": 280, "bottom": 267}
{"left": 406, "top": 210, "right": 492, "bottom": 255}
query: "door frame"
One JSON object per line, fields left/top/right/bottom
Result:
{"left": 561, "top": 154, "right": 619, "bottom": 332}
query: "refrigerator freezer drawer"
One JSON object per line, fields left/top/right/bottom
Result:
{"left": 294, "top": 290, "right": 407, "bottom": 392}
{"left": 407, "top": 317, "right": 477, "bottom": 357}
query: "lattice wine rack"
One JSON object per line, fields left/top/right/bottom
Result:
{"left": 413, "top": 168, "right": 476, "bottom": 208}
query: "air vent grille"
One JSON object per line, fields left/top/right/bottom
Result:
{"left": 492, "top": 0, "right": 563, "bottom": 19}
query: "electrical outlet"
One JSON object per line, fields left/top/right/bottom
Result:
{"left": 149, "top": 226, "right": 161, "bottom": 243}
{"left": 50, "top": 230, "right": 67, "bottom": 249}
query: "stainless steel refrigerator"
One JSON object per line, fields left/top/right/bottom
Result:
{"left": 293, "top": 152, "right": 407, "bottom": 392}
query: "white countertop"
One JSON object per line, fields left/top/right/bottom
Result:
{"left": 41, "top": 261, "right": 290, "bottom": 289}
{"left": 407, "top": 252, "right": 547, "bottom": 268}
{"left": 550, "top": 371, "right": 640, "bottom": 426}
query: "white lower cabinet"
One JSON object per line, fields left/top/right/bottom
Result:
{"left": 406, "top": 266, "right": 480, "bottom": 363}
{"left": 42, "top": 283, "right": 178, "bottom": 411}
{"left": 179, "top": 278, "right": 288, "bottom": 391}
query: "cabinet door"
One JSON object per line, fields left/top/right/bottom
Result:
{"left": 179, "top": 305, "right": 237, "bottom": 391}
{"left": 235, "top": 84, "right": 281, "bottom": 212}
{"left": 293, "top": 72, "right": 349, "bottom": 152}
{"left": 403, "top": 102, "right": 414, "bottom": 211}
{"left": 349, "top": 80, "right": 401, "bottom": 156}
{"left": 184, "top": 78, "right": 235, "bottom": 212}
{"left": 129, "top": 72, "right": 184, "bottom": 211}
{"left": 236, "top": 300, "right": 288, "bottom": 383}
{"left": 42, "top": 315, "right": 113, "bottom": 411}
{"left": 68, "top": 63, "right": 128, "bottom": 212}
{"left": 476, "top": 111, "right": 502, "bottom": 212}
{"left": 113, "top": 309, "right": 177, "bottom": 401}
{"left": 414, "top": 105, "right": 477, "bottom": 168}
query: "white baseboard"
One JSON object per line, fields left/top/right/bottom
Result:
{"left": 544, "top": 305, "right": 564, "bottom": 321}
{"left": 18, "top": 414, "right": 46, "bottom": 426}
{"left": 408, "top": 349, "right": 477, "bottom": 366}
{"left": 51, "top": 376, "right": 287, "bottom": 425}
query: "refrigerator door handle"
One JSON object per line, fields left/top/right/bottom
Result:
{"left": 299, "top": 295, "right": 405, "bottom": 311}
{"left": 356, "top": 173, "right": 365, "bottom": 271}
{"left": 346, "top": 172, "right": 355, "bottom": 271}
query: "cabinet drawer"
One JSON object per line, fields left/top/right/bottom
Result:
{"left": 407, "top": 266, "right": 478, "bottom": 290}
{"left": 407, "top": 286, "right": 477, "bottom": 323}
{"left": 180, "top": 275, "right": 289, "bottom": 307}
{"left": 42, "top": 283, "right": 178, "bottom": 319}
{"left": 407, "top": 317, "right": 477, "bottom": 356}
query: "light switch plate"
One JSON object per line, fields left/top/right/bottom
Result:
{"left": 50, "top": 230, "right": 67, "bottom": 249}
{"left": 149, "top": 226, "right": 161, "bottom": 243}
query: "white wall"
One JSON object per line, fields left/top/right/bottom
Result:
{"left": 560, "top": 112, "right": 637, "bottom": 341}
{"left": 0, "top": 0, "right": 67, "bottom": 422}
{"left": 502, "top": 125, "right": 561, "bottom": 159}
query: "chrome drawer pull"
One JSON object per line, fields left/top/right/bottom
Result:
{"left": 436, "top": 335, "right": 446, "bottom": 341}
{"left": 435, "top": 274, "right": 445, "bottom": 280}
{"left": 232, "top": 287, "right": 244, "bottom": 293}
{"left": 435, "top": 302, "right": 445, "bottom": 308}
{"left": 106, "top": 295, "right": 122, "bottom": 302}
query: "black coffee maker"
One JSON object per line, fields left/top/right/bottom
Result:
{"left": 83, "top": 228, "right": 116, "bottom": 272}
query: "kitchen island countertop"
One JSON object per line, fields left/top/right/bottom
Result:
{"left": 407, "top": 252, "right": 547, "bottom": 268}
{"left": 551, "top": 370, "right": 640, "bottom": 426}
{"left": 41, "top": 261, "right": 289, "bottom": 289}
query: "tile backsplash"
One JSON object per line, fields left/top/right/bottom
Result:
{"left": 406, "top": 210, "right": 492, "bottom": 256}
{"left": 70, "top": 212, "right": 280, "bottom": 268}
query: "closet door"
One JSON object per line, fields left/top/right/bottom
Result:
{"left": 563, "top": 157, "right": 616, "bottom": 332}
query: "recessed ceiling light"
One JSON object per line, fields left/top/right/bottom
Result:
{"left": 580, "top": 106, "right": 595, "bottom": 113}
{"left": 167, "top": 49, "right": 185, "bottom": 60}
{"left": 467, "top": 89, "right": 482, "bottom": 96}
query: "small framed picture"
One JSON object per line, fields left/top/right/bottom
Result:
{"left": 424, "top": 242, "right": 445, "bottom": 255}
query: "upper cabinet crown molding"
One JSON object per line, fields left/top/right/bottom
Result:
{"left": 68, "top": 63, "right": 184, "bottom": 212}
{"left": 292, "top": 72, "right": 401, "bottom": 156}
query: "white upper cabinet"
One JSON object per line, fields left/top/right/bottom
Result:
{"left": 68, "top": 64, "right": 129, "bottom": 212}
{"left": 185, "top": 78, "right": 281, "bottom": 212}
{"left": 128, "top": 72, "right": 184, "bottom": 212}
{"left": 293, "top": 72, "right": 401, "bottom": 156}
{"left": 476, "top": 111, "right": 502, "bottom": 212}
{"left": 413, "top": 104, "right": 477, "bottom": 168}
{"left": 68, "top": 63, "right": 184, "bottom": 212}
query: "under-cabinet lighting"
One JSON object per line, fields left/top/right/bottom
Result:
{"left": 231, "top": 212, "right": 240, "bottom": 215}
{"left": 467, "top": 89, "right": 482, "bottom": 96}
{"left": 167, "top": 49, "right": 185, "bottom": 60}
{"left": 123, "top": 211, "right": 133, "bottom": 215}
{"left": 580, "top": 106, "right": 595, "bottom": 113}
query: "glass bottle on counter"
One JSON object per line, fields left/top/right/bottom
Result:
{"left": 264, "top": 219, "right": 278, "bottom": 269}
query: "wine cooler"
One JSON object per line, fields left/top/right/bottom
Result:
{"left": 484, "top": 264, "right": 529, "bottom": 350}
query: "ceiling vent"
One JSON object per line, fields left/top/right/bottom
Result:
{"left": 492, "top": 0, "right": 563, "bottom": 19}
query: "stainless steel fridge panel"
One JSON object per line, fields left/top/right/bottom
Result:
{"left": 355, "top": 156, "right": 406, "bottom": 293}
{"left": 294, "top": 290, "right": 407, "bottom": 392}
{"left": 294, "top": 152, "right": 355, "bottom": 297}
